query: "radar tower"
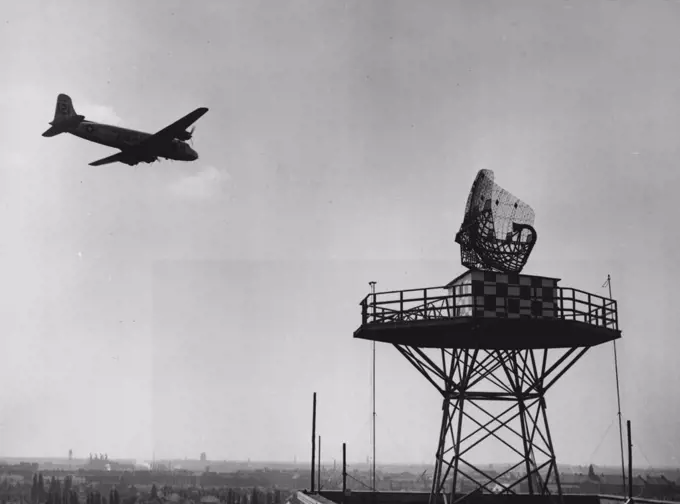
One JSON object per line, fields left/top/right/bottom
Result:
{"left": 354, "top": 170, "right": 621, "bottom": 504}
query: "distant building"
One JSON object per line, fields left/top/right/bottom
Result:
{"left": 642, "top": 475, "right": 676, "bottom": 499}
{"left": 558, "top": 473, "right": 590, "bottom": 494}
{"left": 598, "top": 474, "right": 645, "bottom": 496}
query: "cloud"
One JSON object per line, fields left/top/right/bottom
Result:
{"left": 168, "top": 165, "right": 231, "bottom": 201}
{"left": 78, "top": 102, "right": 123, "bottom": 126}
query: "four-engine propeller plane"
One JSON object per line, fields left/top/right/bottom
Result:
{"left": 42, "top": 94, "right": 208, "bottom": 167}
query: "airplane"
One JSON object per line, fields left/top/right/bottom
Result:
{"left": 42, "top": 93, "right": 208, "bottom": 167}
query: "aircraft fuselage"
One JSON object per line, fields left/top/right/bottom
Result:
{"left": 42, "top": 93, "right": 207, "bottom": 166}
{"left": 69, "top": 120, "right": 198, "bottom": 162}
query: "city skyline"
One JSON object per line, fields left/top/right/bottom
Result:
{"left": 1, "top": 455, "right": 675, "bottom": 474}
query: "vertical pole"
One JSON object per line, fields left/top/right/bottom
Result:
{"left": 606, "top": 274, "right": 627, "bottom": 496}
{"left": 369, "top": 281, "right": 377, "bottom": 493}
{"left": 318, "top": 435, "right": 322, "bottom": 492}
{"left": 370, "top": 281, "right": 377, "bottom": 322}
{"left": 342, "top": 443, "right": 347, "bottom": 500}
{"left": 627, "top": 420, "right": 633, "bottom": 501}
{"left": 423, "top": 289, "right": 428, "bottom": 319}
{"left": 373, "top": 335, "right": 376, "bottom": 492}
{"left": 614, "top": 338, "right": 626, "bottom": 495}
{"left": 311, "top": 392, "right": 317, "bottom": 493}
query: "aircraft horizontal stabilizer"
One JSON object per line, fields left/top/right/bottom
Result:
{"left": 42, "top": 114, "right": 85, "bottom": 137}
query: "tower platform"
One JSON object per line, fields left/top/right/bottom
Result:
{"left": 354, "top": 270, "right": 620, "bottom": 350}
{"left": 353, "top": 269, "right": 622, "bottom": 502}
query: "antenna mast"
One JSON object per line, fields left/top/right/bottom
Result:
{"left": 311, "top": 392, "right": 317, "bottom": 493}
{"left": 605, "top": 274, "right": 626, "bottom": 496}
{"left": 369, "top": 280, "right": 377, "bottom": 492}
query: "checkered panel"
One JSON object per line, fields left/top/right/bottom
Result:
{"left": 449, "top": 281, "right": 474, "bottom": 317}
{"left": 450, "top": 270, "right": 559, "bottom": 320}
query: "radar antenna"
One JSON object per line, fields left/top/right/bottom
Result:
{"left": 455, "top": 169, "right": 537, "bottom": 273}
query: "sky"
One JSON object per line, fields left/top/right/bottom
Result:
{"left": 1, "top": 0, "right": 680, "bottom": 470}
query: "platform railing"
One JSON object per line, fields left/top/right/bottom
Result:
{"left": 360, "top": 283, "right": 618, "bottom": 331}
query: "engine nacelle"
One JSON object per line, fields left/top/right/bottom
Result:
{"left": 175, "top": 130, "right": 192, "bottom": 141}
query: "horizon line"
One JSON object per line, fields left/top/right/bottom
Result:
{"left": 0, "top": 456, "right": 672, "bottom": 470}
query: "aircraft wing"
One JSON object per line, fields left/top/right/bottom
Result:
{"left": 88, "top": 107, "right": 208, "bottom": 167}
{"left": 88, "top": 152, "right": 129, "bottom": 166}
{"left": 134, "top": 107, "right": 209, "bottom": 152}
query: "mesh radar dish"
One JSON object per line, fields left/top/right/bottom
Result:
{"left": 455, "top": 169, "right": 537, "bottom": 273}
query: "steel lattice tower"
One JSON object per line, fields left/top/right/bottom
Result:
{"left": 395, "top": 344, "right": 590, "bottom": 500}
{"left": 353, "top": 170, "right": 621, "bottom": 504}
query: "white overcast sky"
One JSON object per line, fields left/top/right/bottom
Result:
{"left": 1, "top": 0, "right": 679, "bottom": 468}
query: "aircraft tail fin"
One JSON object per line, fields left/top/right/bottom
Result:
{"left": 52, "top": 94, "right": 78, "bottom": 123}
{"left": 42, "top": 93, "right": 85, "bottom": 137}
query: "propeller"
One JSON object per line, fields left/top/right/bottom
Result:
{"left": 187, "top": 126, "right": 196, "bottom": 145}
